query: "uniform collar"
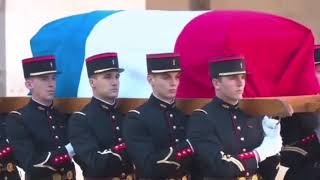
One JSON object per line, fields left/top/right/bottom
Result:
{"left": 30, "top": 98, "right": 54, "bottom": 111}
{"left": 92, "top": 96, "right": 117, "bottom": 111}
{"left": 149, "top": 94, "right": 176, "bottom": 110}
{"left": 214, "top": 97, "right": 239, "bottom": 110}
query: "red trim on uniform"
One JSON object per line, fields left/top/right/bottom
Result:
{"left": 52, "top": 154, "right": 71, "bottom": 165}
{"left": 210, "top": 55, "right": 245, "bottom": 63}
{"left": 315, "top": 45, "right": 320, "bottom": 50}
{"left": 112, "top": 143, "right": 127, "bottom": 152}
{"left": 86, "top": 52, "right": 117, "bottom": 63}
{"left": 299, "top": 133, "right": 317, "bottom": 145}
{"left": 146, "top": 53, "right": 180, "bottom": 59}
{"left": 176, "top": 147, "right": 193, "bottom": 160}
{"left": 22, "top": 56, "right": 55, "bottom": 64}
{"left": 237, "top": 151, "right": 255, "bottom": 160}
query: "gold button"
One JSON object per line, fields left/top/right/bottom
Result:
{"left": 112, "top": 115, "right": 115, "bottom": 119}
{"left": 237, "top": 126, "right": 241, "bottom": 130}
{"left": 118, "top": 138, "right": 122, "bottom": 142}
{"left": 116, "top": 126, "right": 120, "bottom": 130}
{"left": 173, "top": 126, "right": 176, "bottom": 130}
{"left": 242, "top": 148, "right": 246, "bottom": 152}
{"left": 246, "top": 172, "right": 250, "bottom": 176}
{"left": 233, "top": 115, "right": 237, "bottom": 119}
{"left": 175, "top": 139, "right": 179, "bottom": 143}
{"left": 240, "top": 137, "right": 244, "bottom": 141}
{"left": 169, "top": 114, "right": 173, "bottom": 118}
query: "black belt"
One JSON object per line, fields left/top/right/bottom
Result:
{"left": 204, "top": 173, "right": 260, "bottom": 180}
{"left": 139, "top": 175, "right": 188, "bottom": 180}
{"left": 85, "top": 174, "right": 135, "bottom": 180}
{"left": 25, "top": 169, "right": 76, "bottom": 180}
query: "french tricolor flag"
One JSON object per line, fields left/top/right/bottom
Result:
{"left": 30, "top": 10, "right": 319, "bottom": 98}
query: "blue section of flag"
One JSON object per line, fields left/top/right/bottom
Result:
{"left": 30, "top": 10, "right": 120, "bottom": 97}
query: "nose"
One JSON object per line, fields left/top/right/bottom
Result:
{"left": 236, "top": 76, "right": 245, "bottom": 86}
{"left": 170, "top": 77, "right": 179, "bottom": 87}
{"left": 111, "top": 76, "right": 119, "bottom": 86}
{"left": 48, "top": 77, "right": 56, "bottom": 87}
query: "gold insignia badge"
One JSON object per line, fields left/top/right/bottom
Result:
{"left": 66, "top": 170, "right": 73, "bottom": 180}
{"left": 240, "top": 62, "right": 243, "bottom": 69}
{"left": 52, "top": 173, "right": 62, "bottom": 180}
{"left": 112, "top": 59, "right": 115, "bottom": 65}
{"left": 50, "top": 62, "right": 53, "bottom": 68}
{"left": 126, "top": 175, "right": 133, "bottom": 180}
{"left": 173, "top": 59, "right": 176, "bottom": 66}
{"left": 6, "top": 162, "right": 15, "bottom": 172}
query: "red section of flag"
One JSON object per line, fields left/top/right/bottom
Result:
{"left": 175, "top": 10, "right": 319, "bottom": 98}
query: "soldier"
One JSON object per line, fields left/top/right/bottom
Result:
{"left": 187, "top": 56, "right": 282, "bottom": 180}
{"left": 6, "top": 55, "right": 76, "bottom": 180}
{"left": 123, "top": 53, "right": 194, "bottom": 179}
{"left": 68, "top": 52, "right": 133, "bottom": 180}
{"left": 0, "top": 113, "right": 21, "bottom": 180}
{"left": 280, "top": 45, "right": 320, "bottom": 180}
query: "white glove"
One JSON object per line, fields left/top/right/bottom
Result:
{"left": 262, "top": 116, "right": 280, "bottom": 138}
{"left": 65, "top": 143, "right": 76, "bottom": 157}
{"left": 254, "top": 135, "right": 282, "bottom": 162}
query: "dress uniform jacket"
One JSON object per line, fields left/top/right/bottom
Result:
{"left": 187, "top": 97, "right": 279, "bottom": 180}
{"left": 5, "top": 99, "right": 75, "bottom": 180}
{"left": 0, "top": 114, "right": 21, "bottom": 180}
{"left": 123, "top": 95, "right": 194, "bottom": 179}
{"left": 68, "top": 97, "right": 133, "bottom": 178}
{"left": 280, "top": 113, "right": 320, "bottom": 180}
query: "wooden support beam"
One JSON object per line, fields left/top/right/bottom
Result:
{"left": 0, "top": 95, "right": 319, "bottom": 117}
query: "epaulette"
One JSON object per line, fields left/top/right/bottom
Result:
{"left": 193, "top": 109, "right": 208, "bottom": 115}
{"left": 9, "top": 111, "right": 22, "bottom": 116}
{"left": 128, "top": 110, "right": 140, "bottom": 115}
{"left": 73, "top": 111, "right": 86, "bottom": 116}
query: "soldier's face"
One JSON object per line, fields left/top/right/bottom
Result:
{"left": 90, "top": 71, "right": 120, "bottom": 102}
{"left": 316, "top": 64, "right": 320, "bottom": 85}
{"left": 25, "top": 74, "right": 56, "bottom": 103}
{"left": 213, "top": 74, "right": 246, "bottom": 105}
{"left": 148, "top": 72, "right": 180, "bottom": 102}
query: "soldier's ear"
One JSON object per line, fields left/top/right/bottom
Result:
{"left": 212, "top": 78, "right": 220, "bottom": 90}
{"left": 25, "top": 78, "right": 33, "bottom": 90}
{"left": 89, "top": 78, "right": 95, "bottom": 88}
{"left": 147, "top": 74, "right": 154, "bottom": 85}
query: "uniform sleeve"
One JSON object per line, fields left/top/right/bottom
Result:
{"left": 5, "top": 112, "right": 70, "bottom": 174}
{"left": 68, "top": 113, "right": 122, "bottom": 176}
{"left": 0, "top": 115, "right": 13, "bottom": 163}
{"left": 187, "top": 111, "right": 258, "bottom": 178}
{"left": 123, "top": 111, "right": 193, "bottom": 178}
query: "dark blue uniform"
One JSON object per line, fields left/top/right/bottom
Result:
{"left": 187, "top": 97, "right": 280, "bottom": 180}
{"left": 5, "top": 99, "right": 75, "bottom": 180}
{"left": 123, "top": 95, "right": 194, "bottom": 179}
{"left": 68, "top": 97, "right": 133, "bottom": 179}
{"left": 0, "top": 114, "right": 21, "bottom": 180}
{"left": 281, "top": 113, "right": 320, "bottom": 180}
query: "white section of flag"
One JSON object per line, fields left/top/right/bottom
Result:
{"left": 77, "top": 10, "right": 205, "bottom": 98}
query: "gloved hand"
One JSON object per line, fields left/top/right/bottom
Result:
{"left": 254, "top": 135, "right": 282, "bottom": 162}
{"left": 262, "top": 116, "right": 280, "bottom": 138}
